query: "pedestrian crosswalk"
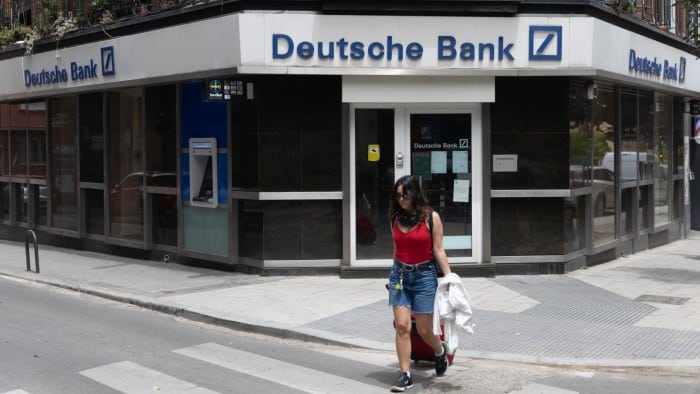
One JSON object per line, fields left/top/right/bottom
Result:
{"left": 80, "top": 361, "right": 220, "bottom": 394}
{"left": 2, "top": 342, "right": 388, "bottom": 394}
{"left": 174, "top": 342, "right": 387, "bottom": 394}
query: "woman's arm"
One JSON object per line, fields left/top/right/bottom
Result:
{"left": 431, "top": 210, "right": 451, "bottom": 276}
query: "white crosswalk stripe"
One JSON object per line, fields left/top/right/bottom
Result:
{"left": 2, "top": 390, "right": 32, "bottom": 394}
{"left": 508, "top": 382, "right": 580, "bottom": 394}
{"left": 174, "top": 342, "right": 386, "bottom": 394}
{"left": 80, "top": 361, "right": 220, "bottom": 394}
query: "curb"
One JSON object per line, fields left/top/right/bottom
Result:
{"left": 4, "top": 271, "right": 700, "bottom": 373}
{"left": 0, "top": 271, "right": 363, "bottom": 351}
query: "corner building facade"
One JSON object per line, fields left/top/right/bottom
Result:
{"left": 0, "top": 2, "right": 697, "bottom": 276}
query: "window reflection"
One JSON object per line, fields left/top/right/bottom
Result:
{"left": 492, "top": 198, "right": 568, "bottom": 255}
{"left": 15, "top": 183, "right": 27, "bottom": 223}
{"left": 592, "top": 83, "right": 616, "bottom": 244}
{"left": 108, "top": 89, "right": 144, "bottom": 240}
{"left": 653, "top": 93, "right": 671, "bottom": 226}
{"left": 639, "top": 91, "right": 654, "bottom": 232}
{"left": 50, "top": 97, "right": 78, "bottom": 231}
{"left": 79, "top": 93, "right": 104, "bottom": 183}
{"left": 0, "top": 181, "right": 8, "bottom": 221}
{"left": 354, "top": 109, "right": 394, "bottom": 260}
{"left": 85, "top": 189, "right": 104, "bottom": 235}
{"left": 569, "top": 81, "right": 592, "bottom": 189}
{"left": 145, "top": 85, "right": 177, "bottom": 246}
{"left": 620, "top": 89, "right": 637, "bottom": 237}
{"left": 10, "top": 102, "right": 27, "bottom": 177}
{"left": 564, "top": 196, "right": 585, "bottom": 253}
{"left": 0, "top": 106, "right": 8, "bottom": 176}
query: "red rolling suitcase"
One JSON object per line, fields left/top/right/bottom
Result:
{"left": 395, "top": 313, "right": 455, "bottom": 365}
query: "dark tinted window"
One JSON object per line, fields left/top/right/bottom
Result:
{"left": 232, "top": 76, "right": 342, "bottom": 192}
{"left": 492, "top": 78, "right": 569, "bottom": 189}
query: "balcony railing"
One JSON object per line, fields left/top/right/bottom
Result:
{"left": 0, "top": 0, "right": 181, "bottom": 29}
{"left": 0, "top": 0, "right": 694, "bottom": 50}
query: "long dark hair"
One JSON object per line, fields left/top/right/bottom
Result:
{"left": 389, "top": 175, "right": 430, "bottom": 224}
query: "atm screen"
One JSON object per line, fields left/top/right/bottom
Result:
{"left": 194, "top": 157, "right": 213, "bottom": 201}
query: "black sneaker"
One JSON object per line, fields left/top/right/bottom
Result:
{"left": 435, "top": 345, "right": 448, "bottom": 376}
{"left": 390, "top": 371, "right": 413, "bottom": 392}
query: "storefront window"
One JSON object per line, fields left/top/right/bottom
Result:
{"left": 355, "top": 108, "right": 394, "bottom": 260}
{"left": 85, "top": 189, "right": 104, "bottom": 235}
{"left": 592, "top": 83, "right": 616, "bottom": 245}
{"left": 255, "top": 76, "right": 341, "bottom": 192}
{"left": 239, "top": 200, "right": 341, "bottom": 260}
{"left": 638, "top": 91, "right": 654, "bottom": 232}
{"left": 10, "top": 103, "right": 27, "bottom": 177}
{"left": 671, "top": 97, "right": 684, "bottom": 222}
{"left": 569, "top": 80, "right": 592, "bottom": 189}
{"left": 653, "top": 93, "right": 671, "bottom": 226}
{"left": 565, "top": 196, "right": 585, "bottom": 253}
{"left": 15, "top": 183, "right": 27, "bottom": 223}
{"left": 620, "top": 89, "right": 637, "bottom": 237}
{"left": 492, "top": 198, "right": 567, "bottom": 255}
{"left": 0, "top": 182, "right": 8, "bottom": 220}
{"left": 27, "top": 100, "right": 47, "bottom": 181}
{"left": 79, "top": 93, "right": 104, "bottom": 183}
{"left": 638, "top": 91, "right": 655, "bottom": 181}
{"left": 145, "top": 85, "right": 177, "bottom": 246}
{"left": 0, "top": 105, "right": 9, "bottom": 222}
{"left": 672, "top": 97, "right": 684, "bottom": 176}
{"left": 0, "top": 105, "right": 9, "bottom": 177}
{"left": 673, "top": 180, "right": 683, "bottom": 220}
{"left": 145, "top": 85, "right": 176, "bottom": 174}
{"left": 50, "top": 97, "right": 78, "bottom": 231}
{"left": 492, "top": 78, "right": 569, "bottom": 189}
{"left": 108, "top": 89, "right": 144, "bottom": 240}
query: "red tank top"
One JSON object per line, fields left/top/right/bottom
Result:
{"left": 393, "top": 219, "right": 433, "bottom": 264}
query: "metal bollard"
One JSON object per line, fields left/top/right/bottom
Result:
{"left": 25, "top": 229, "right": 39, "bottom": 273}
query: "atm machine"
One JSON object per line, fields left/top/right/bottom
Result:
{"left": 189, "top": 138, "right": 217, "bottom": 208}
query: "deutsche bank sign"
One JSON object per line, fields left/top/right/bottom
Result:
{"left": 272, "top": 33, "right": 517, "bottom": 62}
{"left": 23, "top": 46, "right": 117, "bottom": 88}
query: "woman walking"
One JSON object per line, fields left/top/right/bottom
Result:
{"left": 387, "top": 175, "right": 452, "bottom": 392}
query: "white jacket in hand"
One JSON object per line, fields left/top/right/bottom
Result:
{"left": 433, "top": 273, "right": 475, "bottom": 355}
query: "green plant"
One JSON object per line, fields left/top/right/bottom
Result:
{"left": 677, "top": 0, "right": 700, "bottom": 54}
{"left": 0, "top": 25, "right": 32, "bottom": 48}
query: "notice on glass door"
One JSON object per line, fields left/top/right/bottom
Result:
{"left": 452, "top": 151, "right": 469, "bottom": 173}
{"left": 431, "top": 151, "right": 447, "bottom": 174}
{"left": 453, "top": 179, "right": 470, "bottom": 203}
{"left": 412, "top": 152, "right": 431, "bottom": 177}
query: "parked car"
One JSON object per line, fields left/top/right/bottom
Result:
{"left": 21, "top": 184, "right": 48, "bottom": 207}
{"left": 601, "top": 152, "right": 659, "bottom": 181}
{"left": 111, "top": 172, "right": 177, "bottom": 225}
{"left": 592, "top": 167, "right": 614, "bottom": 217}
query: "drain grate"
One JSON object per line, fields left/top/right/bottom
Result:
{"left": 635, "top": 294, "right": 690, "bottom": 305}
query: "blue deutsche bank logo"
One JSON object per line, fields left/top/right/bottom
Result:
{"left": 529, "top": 26, "right": 562, "bottom": 61}
{"left": 101, "top": 46, "right": 116, "bottom": 76}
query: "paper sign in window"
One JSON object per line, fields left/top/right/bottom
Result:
{"left": 412, "top": 152, "right": 431, "bottom": 177}
{"left": 431, "top": 151, "right": 447, "bottom": 174}
{"left": 453, "top": 179, "right": 470, "bottom": 203}
{"left": 453, "top": 151, "right": 469, "bottom": 173}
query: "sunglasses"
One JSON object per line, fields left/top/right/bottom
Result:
{"left": 395, "top": 192, "right": 411, "bottom": 200}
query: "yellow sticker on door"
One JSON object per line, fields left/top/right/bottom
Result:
{"left": 368, "top": 144, "right": 380, "bottom": 162}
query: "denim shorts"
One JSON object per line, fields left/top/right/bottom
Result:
{"left": 387, "top": 260, "right": 438, "bottom": 314}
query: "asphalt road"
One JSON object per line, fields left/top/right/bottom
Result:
{"left": 1, "top": 276, "right": 698, "bottom": 394}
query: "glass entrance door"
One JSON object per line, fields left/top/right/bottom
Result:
{"left": 353, "top": 108, "right": 397, "bottom": 261}
{"left": 352, "top": 105, "right": 479, "bottom": 265}
{"left": 409, "top": 111, "right": 473, "bottom": 258}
